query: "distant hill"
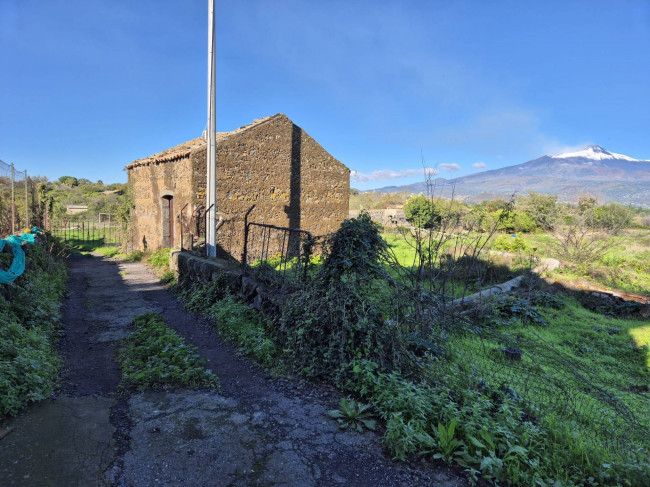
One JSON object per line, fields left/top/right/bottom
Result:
{"left": 370, "top": 146, "right": 650, "bottom": 207}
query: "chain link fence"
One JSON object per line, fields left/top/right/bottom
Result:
{"left": 0, "top": 159, "right": 42, "bottom": 237}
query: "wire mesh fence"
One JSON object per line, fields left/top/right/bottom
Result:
{"left": 442, "top": 316, "right": 650, "bottom": 467}
{"left": 49, "top": 220, "right": 122, "bottom": 247}
{"left": 0, "top": 159, "right": 41, "bottom": 237}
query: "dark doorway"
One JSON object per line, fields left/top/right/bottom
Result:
{"left": 162, "top": 195, "right": 174, "bottom": 248}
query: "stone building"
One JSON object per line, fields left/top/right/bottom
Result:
{"left": 125, "top": 114, "right": 350, "bottom": 258}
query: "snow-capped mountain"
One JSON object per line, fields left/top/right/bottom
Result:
{"left": 551, "top": 145, "right": 639, "bottom": 162}
{"left": 371, "top": 146, "right": 650, "bottom": 207}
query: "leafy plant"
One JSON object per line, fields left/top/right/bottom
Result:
{"left": 118, "top": 313, "right": 219, "bottom": 391}
{"left": 327, "top": 397, "right": 377, "bottom": 432}
{"left": 0, "top": 237, "right": 67, "bottom": 417}
{"left": 149, "top": 248, "right": 171, "bottom": 267}
{"left": 432, "top": 419, "right": 464, "bottom": 463}
{"left": 457, "top": 429, "right": 528, "bottom": 482}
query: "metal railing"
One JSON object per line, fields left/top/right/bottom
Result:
{"left": 242, "top": 205, "right": 316, "bottom": 280}
{"left": 49, "top": 220, "right": 122, "bottom": 247}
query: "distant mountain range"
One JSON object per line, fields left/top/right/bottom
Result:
{"left": 370, "top": 146, "right": 650, "bottom": 207}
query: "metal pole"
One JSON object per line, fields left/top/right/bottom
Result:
{"left": 205, "top": 0, "right": 217, "bottom": 257}
{"left": 25, "top": 171, "right": 29, "bottom": 229}
{"left": 10, "top": 163, "right": 15, "bottom": 234}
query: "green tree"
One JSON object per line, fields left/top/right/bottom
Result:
{"left": 518, "top": 191, "right": 559, "bottom": 231}
{"left": 592, "top": 202, "right": 633, "bottom": 232}
{"left": 57, "top": 176, "right": 78, "bottom": 188}
{"left": 404, "top": 195, "right": 440, "bottom": 229}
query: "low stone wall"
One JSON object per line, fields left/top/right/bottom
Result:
{"left": 170, "top": 251, "right": 280, "bottom": 315}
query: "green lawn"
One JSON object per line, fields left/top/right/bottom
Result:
{"left": 453, "top": 296, "right": 650, "bottom": 467}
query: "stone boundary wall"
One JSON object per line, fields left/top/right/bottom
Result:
{"left": 170, "top": 251, "right": 280, "bottom": 315}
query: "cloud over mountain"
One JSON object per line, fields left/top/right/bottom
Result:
{"left": 367, "top": 146, "right": 650, "bottom": 207}
{"left": 351, "top": 167, "right": 438, "bottom": 182}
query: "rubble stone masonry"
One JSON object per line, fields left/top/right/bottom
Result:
{"left": 127, "top": 114, "right": 349, "bottom": 257}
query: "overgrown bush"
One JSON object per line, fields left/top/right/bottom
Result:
{"left": 279, "top": 213, "right": 417, "bottom": 377}
{"left": 0, "top": 236, "right": 67, "bottom": 417}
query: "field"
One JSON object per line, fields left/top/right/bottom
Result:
{"left": 524, "top": 228, "right": 650, "bottom": 296}
{"left": 372, "top": 225, "right": 650, "bottom": 482}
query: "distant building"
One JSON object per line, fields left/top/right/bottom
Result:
{"left": 125, "top": 114, "right": 350, "bottom": 256}
{"left": 65, "top": 205, "right": 88, "bottom": 215}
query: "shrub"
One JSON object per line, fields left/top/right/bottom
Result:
{"left": 518, "top": 192, "right": 560, "bottom": 231}
{"left": 280, "top": 213, "right": 412, "bottom": 377}
{"left": 591, "top": 203, "right": 634, "bottom": 232}
{"left": 404, "top": 195, "right": 441, "bottom": 229}
{"left": 0, "top": 238, "right": 67, "bottom": 417}
{"left": 493, "top": 234, "right": 528, "bottom": 252}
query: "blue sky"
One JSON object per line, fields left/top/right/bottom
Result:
{"left": 2, "top": 0, "right": 649, "bottom": 189}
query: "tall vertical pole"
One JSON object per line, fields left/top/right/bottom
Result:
{"left": 205, "top": 0, "right": 217, "bottom": 257}
{"left": 10, "top": 163, "right": 15, "bottom": 235}
{"left": 25, "top": 171, "right": 29, "bottom": 229}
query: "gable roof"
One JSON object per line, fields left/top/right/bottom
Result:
{"left": 125, "top": 114, "right": 282, "bottom": 169}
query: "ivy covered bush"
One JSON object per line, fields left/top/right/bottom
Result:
{"left": 0, "top": 236, "right": 67, "bottom": 417}
{"left": 279, "top": 213, "right": 416, "bottom": 377}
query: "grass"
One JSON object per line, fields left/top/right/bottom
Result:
{"left": 523, "top": 228, "right": 650, "bottom": 296}
{"left": 629, "top": 323, "right": 650, "bottom": 368}
{"left": 53, "top": 236, "right": 121, "bottom": 257}
{"left": 118, "top": 312, "right": 219, "bottom": 391}
{"left": 454, "top": 295, "right": 650, "bottom": 472}
{"left": 382, "top": 232, "right": 526, "bottom": 298}
{"left": 175, "top": 279, "right": 279, "bottom": 369}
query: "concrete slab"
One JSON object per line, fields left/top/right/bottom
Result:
{"left": 0, "top": 396, "right": 116, "bottom": 487}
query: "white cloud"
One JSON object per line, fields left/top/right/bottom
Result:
{"left": 542, "top": 142, "right": 593, "bottom": 157}
{"left": 473, "top": 161, "right": 486, "bottom": 168}
{"left": 350, "top": 167, "right": 438, "bottom": 182}
{"left": 433, "top": 107, "right": 579, "bottom": 160}
{"left": 439, "top": 163, "right": 461, "bottom": 172}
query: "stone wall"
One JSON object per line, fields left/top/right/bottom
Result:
{"left": 348, "top": 208, "right": 407, "bottom": 227}
{"left": 128, "top": 114, "right": 349, "bottom": 258}
{"left": 128, "top": 155, "right": 195, "bottom": 251}
{"left": 170, "top": 251, "right": 279, "bottom": 315}
{"left": 192, "top": 114, "right": 349, "bottom": 258}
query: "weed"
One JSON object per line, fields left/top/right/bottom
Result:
{"left": 159, "top": 269, "right": 176, "bottom": 285}
{"left": 327, "top": 397, "right": 377, "bottom": 432}
{"left": 118, "top": 313, "right": 219, "bottom": 391}
{"left": 149, "top": 248, "right": 171, "bottom": 267}
{"left": 0, "top": 237, "right": 67, "bottom": 418}
{"left": 174, "top": 278, "right": 279, "bottom": 368}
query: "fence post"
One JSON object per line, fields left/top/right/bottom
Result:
{"left": 10, "top": 163, "right": 15, "bottom": 235}
{"left": 241, "top": 205, "right": 256, "bottom": 265}
{"left": 24, "top": 171, "right": 29, "bottom": 229}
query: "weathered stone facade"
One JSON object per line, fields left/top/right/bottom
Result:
{"left": 126, "top": 114, "right": 350, "bottom": 257}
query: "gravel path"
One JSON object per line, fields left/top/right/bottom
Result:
{"left": 0, "top": 253, "right": 468, "bottom": 487}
